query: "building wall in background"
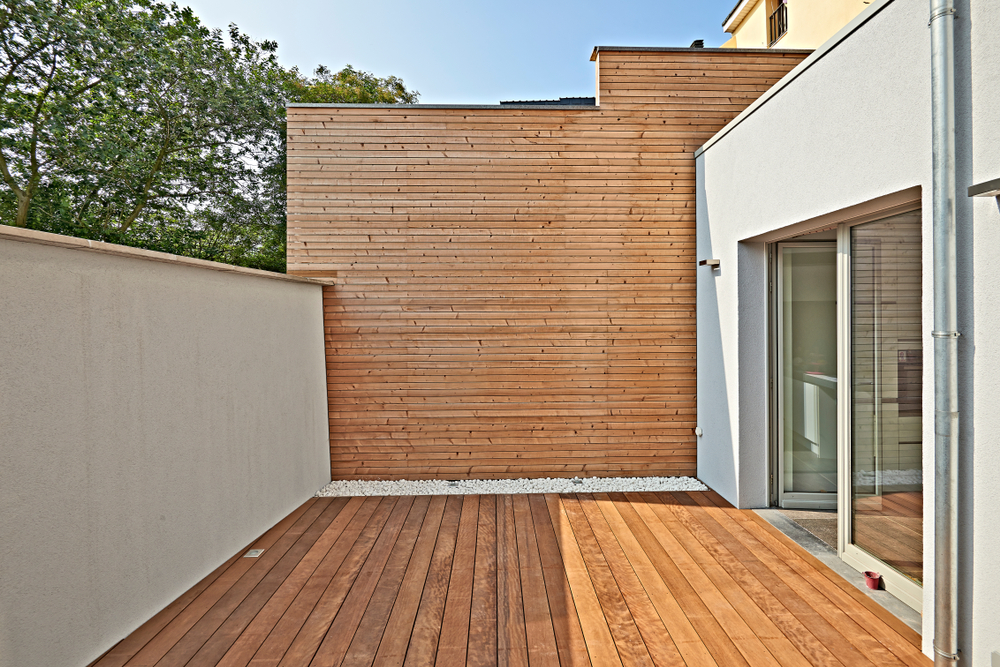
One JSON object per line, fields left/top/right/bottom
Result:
{"left": 722, "top": 0, "right": 869, "bottom": 49}
{"left": 722, "top": 0, "right": 769, "bottom": 48}
{"left": 286, "top": 48, "right": 807, "bottom": 481}
{"left": 0, "top": 229, "right": 331, "bottom": 667}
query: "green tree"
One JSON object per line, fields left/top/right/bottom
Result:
{"left": 0, "top": 0, "right": 417, "bottom": 272}
{"left": 0, "top": 0, "right": 121, "bottom": 228}
{"left": 285, "top": 64, "right": 419, "bottom": 105}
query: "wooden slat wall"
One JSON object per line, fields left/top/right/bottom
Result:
{"left": 287, "top": 49, "right": 808, "bottom": 480}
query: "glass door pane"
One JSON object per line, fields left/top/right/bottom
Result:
{"left": 850, "top": 212, "right": 923, "bottom": 583}
{"left": 779, "top": 245, "right": 838, "bottom": 508}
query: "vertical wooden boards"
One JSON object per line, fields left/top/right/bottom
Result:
{"left": 286, "top": 49, "right": 809, "bottom": 480}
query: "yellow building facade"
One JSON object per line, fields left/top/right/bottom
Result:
{"left": 721, "top": 0, "right": 871, "bottom": 49}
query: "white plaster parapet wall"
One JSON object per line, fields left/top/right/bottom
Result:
{"left": 695, "top": 0, "right": 1000, "bottom": 661}
{"left": 0, "top": 228, "right": 331, "bottom": 667}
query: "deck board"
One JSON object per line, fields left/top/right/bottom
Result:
{"left": 94, "top": 492, "right": 930, "bottom": 667}
{"left": 435, "top": 495, "right": 479, "bottom": 666}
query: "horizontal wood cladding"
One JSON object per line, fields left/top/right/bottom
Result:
{"left": 287, "top": 49, "right": 806, "bottom": 480}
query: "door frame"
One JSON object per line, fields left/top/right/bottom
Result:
{"left": 772, "top": 241, "right": 838, "bottom": 510}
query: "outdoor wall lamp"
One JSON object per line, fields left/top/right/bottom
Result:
{"left": 699, "top": 259, "right": 720, "bottom": 269}
{"left": 968, "top": 177, "right": 1000, "bottom": 198}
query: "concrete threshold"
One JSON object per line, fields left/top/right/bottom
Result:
{"left": 754, "top": 508, "right": 922, "bottom": 634}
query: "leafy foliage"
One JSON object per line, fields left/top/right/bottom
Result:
{"left": 286, "top": 64, "right": 419, "bottom": 105}
{"left": 0, "top": 0, "right": 417, "bottom": 271}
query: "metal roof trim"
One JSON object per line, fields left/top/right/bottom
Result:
{"left": 286, "top": 103, "right": 599, "bottom": 110}
{"left": 589, "top": 44, "right": 812, "bottom": 60}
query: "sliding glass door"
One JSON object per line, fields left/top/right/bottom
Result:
{"left": 776, "top": 244, "right": 838, "bottom": 509}
{"left": 772, "top": 208, "right": 924, "bottom": 610}
{"left": 842, "top": 211, "right": 924, "bottom": 595}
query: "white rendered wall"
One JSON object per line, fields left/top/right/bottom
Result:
{"left": 0, "top": 231, "right": 331, "bottom": 667}
{"left": 696, "top": 0, "right": 931, "bottom": 508}
{"left": 697, "top": 0, "right": 1000, "bottom": 660}
{"left": 967, "top": 1, "right": 1000, "bottom": 664}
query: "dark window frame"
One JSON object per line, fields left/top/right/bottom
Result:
{"left": 769, "top": 0, "right": 788, "bottom": 46}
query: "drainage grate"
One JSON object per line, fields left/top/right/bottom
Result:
{"left": 244, "top": 549, "right": 265, "bottom": 558}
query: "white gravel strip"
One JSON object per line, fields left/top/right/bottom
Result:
{"left": 315, "top": 475, "right": 707, "bottom": 497}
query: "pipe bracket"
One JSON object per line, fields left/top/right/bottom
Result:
{"left": 932, "top": 330, "right": 961, "bottom": 338}
{"left": 929, "top": 7, "right": 957, "bottom": 25}
{"left": 933, "top": 645, "right": 959, "bottom": 661}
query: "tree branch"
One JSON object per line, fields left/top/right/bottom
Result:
{"left": 0, "top": 39, "right": 56, "bottom": 98}
{"left": 0, "top": 148, "right": 25, "bottom": 199}
{"left": 119, "top": 119, "right": 171, "bottom": 232}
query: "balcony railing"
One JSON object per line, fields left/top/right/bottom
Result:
{"left": 769, "top": 2, "right": 788, "bottom": 46}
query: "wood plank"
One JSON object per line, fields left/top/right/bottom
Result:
{"left": 304, "top": 496, "right": 417, "bottom": 665}
{"left": 372, "top": 494, "right": 449, "bottom": 667}
{"left": 527, "top": 494, "right": 593, "bottom": 667}
{"left": 643, "top": 493, "right": 841, "bottom": 667}
{"left": 183, "top": 497, "right": 351, "bottom": 666}
{"left": 510, "top": 494, "right": 560, "bottom": 667}
{"left": 215, "top": 496, "right": 368, "bottom": 667}
{"left": 435, "top": 495, "right": 480, "bottom": 666}
{"left": 591, "top": 493, "right": 719, "bottom": 666}
{"left": 608, "top": 493, "right": 751, "bottom": 667}
{"left": 97, "top": 488, "right": 927, "bottom": 667}
{"left": 670, "top": 492, "right": 902, "bottom": 667}
{"left": 558, "top": 495, "right": 655, "bottom": 667}
{"left": 624, "top": 492, "right": 783, "bottom": 667}
{"left": 726, "top": 505, "right": 929, "bottom": 665}
{"left": 496, "top": 494, "right": 529, "bottom": 667}
{"left": 542, "top": 493, "right": 623, "bottom": 667}
{"left": 254, "top": 496, "right": 396, "bottom": 666}
{"left": 339, "top": 496, "right": 433, "bottom": 667}
{"left": 573, "top": 493, "right": 687, "bottom": 667}
{"left": 467, "top": 495, "right": 499, "bottom": 667}
{"left": 241, "top": 497, "right": 384, "bottom": 666}
{"left": 402, "top": 495, "right": 464, "bottom": 667}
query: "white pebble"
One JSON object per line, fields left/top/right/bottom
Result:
{"left": 315, "top": 475, "right": 708, "bottom": 497}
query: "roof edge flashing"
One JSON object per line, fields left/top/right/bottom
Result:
{"left": 723, "top": 0, "right": 763, "bottom": 32}
{"left": 590, "top": 45, "right": 812, "bottom": 57}
{"left": 286, "top": 103, "right": 599, "bottom": 110}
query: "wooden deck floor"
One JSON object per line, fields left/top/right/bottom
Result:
{"left": 90, "top": 491, "right": 929, "bottom": 666}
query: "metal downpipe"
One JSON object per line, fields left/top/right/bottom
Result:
{"left": 929, "top": 0, "right": 959, "bottom": 664}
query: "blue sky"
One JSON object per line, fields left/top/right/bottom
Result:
{"left": 180, "top": 0, "right": 737, "bottom": 104}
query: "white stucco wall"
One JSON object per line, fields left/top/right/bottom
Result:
{"left": 696, "top": 0, "right": 999, "bottom": 661}
{"left": 696, "top": 0, "right": 932, "bottom": 507}
{"left": 967, "top": 1, "right": 1000, "bottom": 664}
{"left": 0, "top": 230, "right": 331, "bottom": 667}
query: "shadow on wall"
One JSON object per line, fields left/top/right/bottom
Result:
{"left": 736, "top": 240, "right": 771, "bottom": 509}
{"left": 696, "top": 157, "right": 736, "bottom": 502}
